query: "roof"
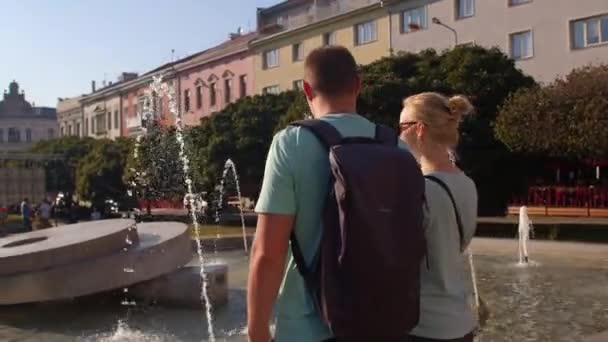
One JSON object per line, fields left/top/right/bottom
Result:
{"left": 80, "top": 31, "right": 259, "bottom": 103}
{"left": 174, "top": 31, "right": 260, "bottom": 72}
{"left": 250, "top": 1, "right": 390, "bottom": 48}
{"left": 0, "top": 81, "right": 56, "bottom": 119}
{"left": 258, "top": 0, "right": 310, "bottom": 15}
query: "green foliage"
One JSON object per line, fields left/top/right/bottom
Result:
{"left": 188, "top": 92, "right": 297, "bottom": 196}
{"left": 496, "top": 65, "right": 608, "bottom": 159}
{"left": 125, "top": 125, "right": 185, "bottom": 203}
{"left": 275, "top": 92, "right": 310, "bottom": 132}
{"left": 30, "top": 136, "right": 97, "bottom": 193}
{"left": 75, "top": 138, "right": 131, "bottom": 206}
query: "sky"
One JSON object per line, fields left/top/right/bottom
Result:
{"left": 0, "top": 0, "right": 279, "bottom": 107}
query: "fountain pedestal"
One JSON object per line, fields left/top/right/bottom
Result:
{"left": 130, "top": 263, "right": 228, "bottom": 308}
{"left": 0, "top": 220, "right": 200, "bottom": 306}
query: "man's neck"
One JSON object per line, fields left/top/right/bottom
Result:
{"left": 314, "top": 106, "right": 357, "bottom": 117}
{"left": 312, "top": 97, "right": 357, "bottom": 117}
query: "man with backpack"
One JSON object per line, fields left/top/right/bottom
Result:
{"left": 247, "top": 46, "right": 426, "bottom": 342}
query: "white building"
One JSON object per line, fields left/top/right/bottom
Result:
{"left": 0, "top": 81, "right": 58, "bottom": 152}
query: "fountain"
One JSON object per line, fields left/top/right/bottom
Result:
{"left": 144, "top": 75, "right": 220, "bottom": 342}
{"left": 0, "top": 220, "right": 195, "bottom": 305}
{"left": 517, "top": 205, "right": 533, "bottom": 264}
{"left": 215, "top": 159, "right": 249, "bottom": 253}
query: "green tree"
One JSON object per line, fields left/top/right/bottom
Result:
{"left": 188, "top": 91, "right": 297, "bottom": 197}
{"left": 496, "top": 65, "right": 608, "bottom": 159}
{"left": 275, "top": 92, "right": 310, "bottom": 132}
{"left": 30, "top": 136, "right": 98, "bottom": 194}
{"left": 75, "top": 138, "right": 131, "bottom": 207}
{"left": 124, "top": 125, "right": 185, "bottom": 212}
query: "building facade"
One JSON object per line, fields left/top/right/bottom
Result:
{"left": 389, "top": 0, "right": 608, "bottom": 82}
{"left": 82, "top": 88, "right": 123, "bottom": 140}
{"left": 80, "top": 73, "right": 138, "bottom": 139}
{"left": 176, "top": 32, "right": 258, "bottom": 126}
{"left": 0, "top": 81, "right": 58, "bottom": 151}
{"left": 251, "top": 0, "right": 392, "bottom": 95}
{"left": 120, "top": 63, "right": 181, "bottom": 137}
{"left": 57, "top": 96, "right": 83, "bottom": 137}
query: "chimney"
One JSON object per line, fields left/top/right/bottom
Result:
{"left": 91, "top": 81, "right": 96, "bottom": 93}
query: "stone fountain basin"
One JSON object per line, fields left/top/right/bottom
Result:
{"left": 0, "top": 219, "right": 138, "bottom": 276}
{"left": 0, "top": 222, "right": 191, "bottom": 305}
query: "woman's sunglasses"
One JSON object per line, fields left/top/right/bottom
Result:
{"left": 399, "top": 121, "right": 419, "bottom": 133}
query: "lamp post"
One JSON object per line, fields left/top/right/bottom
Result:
{"left": 432, "top": 17, "right": 458, "bottom": 46}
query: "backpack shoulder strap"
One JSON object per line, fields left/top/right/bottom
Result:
{"left": 375, "top": 124, "right": 398, "bottom": 146}
{"left": 425, "top": 175, "right": 466, "bottom": 252}
{"left": 290, "top": 119, "right": 342, "bottom": 149}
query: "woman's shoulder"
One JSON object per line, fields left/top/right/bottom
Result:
{"left": 424, "top": 171, "right": 477, "bottom": 203}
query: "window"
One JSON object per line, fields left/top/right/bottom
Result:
{"left": 26, "top": 128, "right": 32, "bottom": 142}
{"left": 572, "top": 15, "right": 608, "bottom": 49}
{"left": 8, "top": 128, "right": 20, "bottom": 143}
{"left": 509, "top": 0, "right": 531, "bottom": 6}
{"left": 196, "top": 85, "right": 203, "bottom": 109}
{"left": 292, "top": 42, "right": 304, "bottom": 62}
{"left": 263, "top": 85, "right": 280, "bottom": 95}
{"left": 107, "top": 112, "right": 111, "bottom": 130}
{"left": 114, "top": 111, "right": 119, "bottom": 129}
{"left": 510, "top": 30, "right": 533, "bottom": 60}
{"left": 293, "top": 80, "right": 304, "bottom": 91}
{"left": 184, "top": 89, "right": 191, "bottom": 112}
{"left": 48, "top": 128, "right": 54, "bottom": 139}
{"left": 68, "top": 125, "right": 72, "bottom": 136}
{"left": 210, "top": 83, "right": 217, "bottom": 107}
{"left": 355, "top": 21, "right": 377, "bottom": 45}
{"left": 91, "top": 118, "right": 95, "bottom": 134}
{"left": 323, "top": 31, "right": 337, "bottom": 46}
{"left": 263, "top": 49, "right": 279, "bottom": 69}
{"left": 96, "top": 114, "right": 106, "bottom": 134}
{"left": 224, "top": 78, "right": 232, "bottom": 103}
{"left": 456, "top": 0, "right": 475, "bottom": 19}
{"left": 0, "top": 129, "right": 3, "bottom": 142}
{"left": 402, "top": 6, "right": 427, "bottom": 33}
{"left": 60, "top": 126, "right": 65, "bottom": 137}
{"left": 76, "top": 123, "right": 81, "bottom": 137}
{"left": 239, "top": 75, "right": 247, "bottom": 98}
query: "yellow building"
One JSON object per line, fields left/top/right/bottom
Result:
{"left": 251, "top": 0, "right": 394, "bottom": 95}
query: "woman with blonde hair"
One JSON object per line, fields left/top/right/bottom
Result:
{"left": 399, "top": 92, "right": 478, "bottom": 342}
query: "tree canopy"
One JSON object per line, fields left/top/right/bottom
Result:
{"left": 75, "top": 138, "right": 132, "bottom": 207}
{"left": 496, "top": 65, "right": 608, "bottom": 159}
{"left": 187, "top": 91, "right": 297, "bottom": 197}
{"left": 30, "top": 136, "right": 98, "bottom": 194}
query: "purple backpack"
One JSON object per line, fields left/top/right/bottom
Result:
{"left": 289, "top": 119, "right": 426, "bottom": 341}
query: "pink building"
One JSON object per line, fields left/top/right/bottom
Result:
{"left": 119, "top": 61, "right": 181, "bottom": 136}
{"left": 175, "top": 32, "right": 258, "bottom": 126}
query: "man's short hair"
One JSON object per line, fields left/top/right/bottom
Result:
{"left": 304, "top": 46, "right": 359, "bottom": 97}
